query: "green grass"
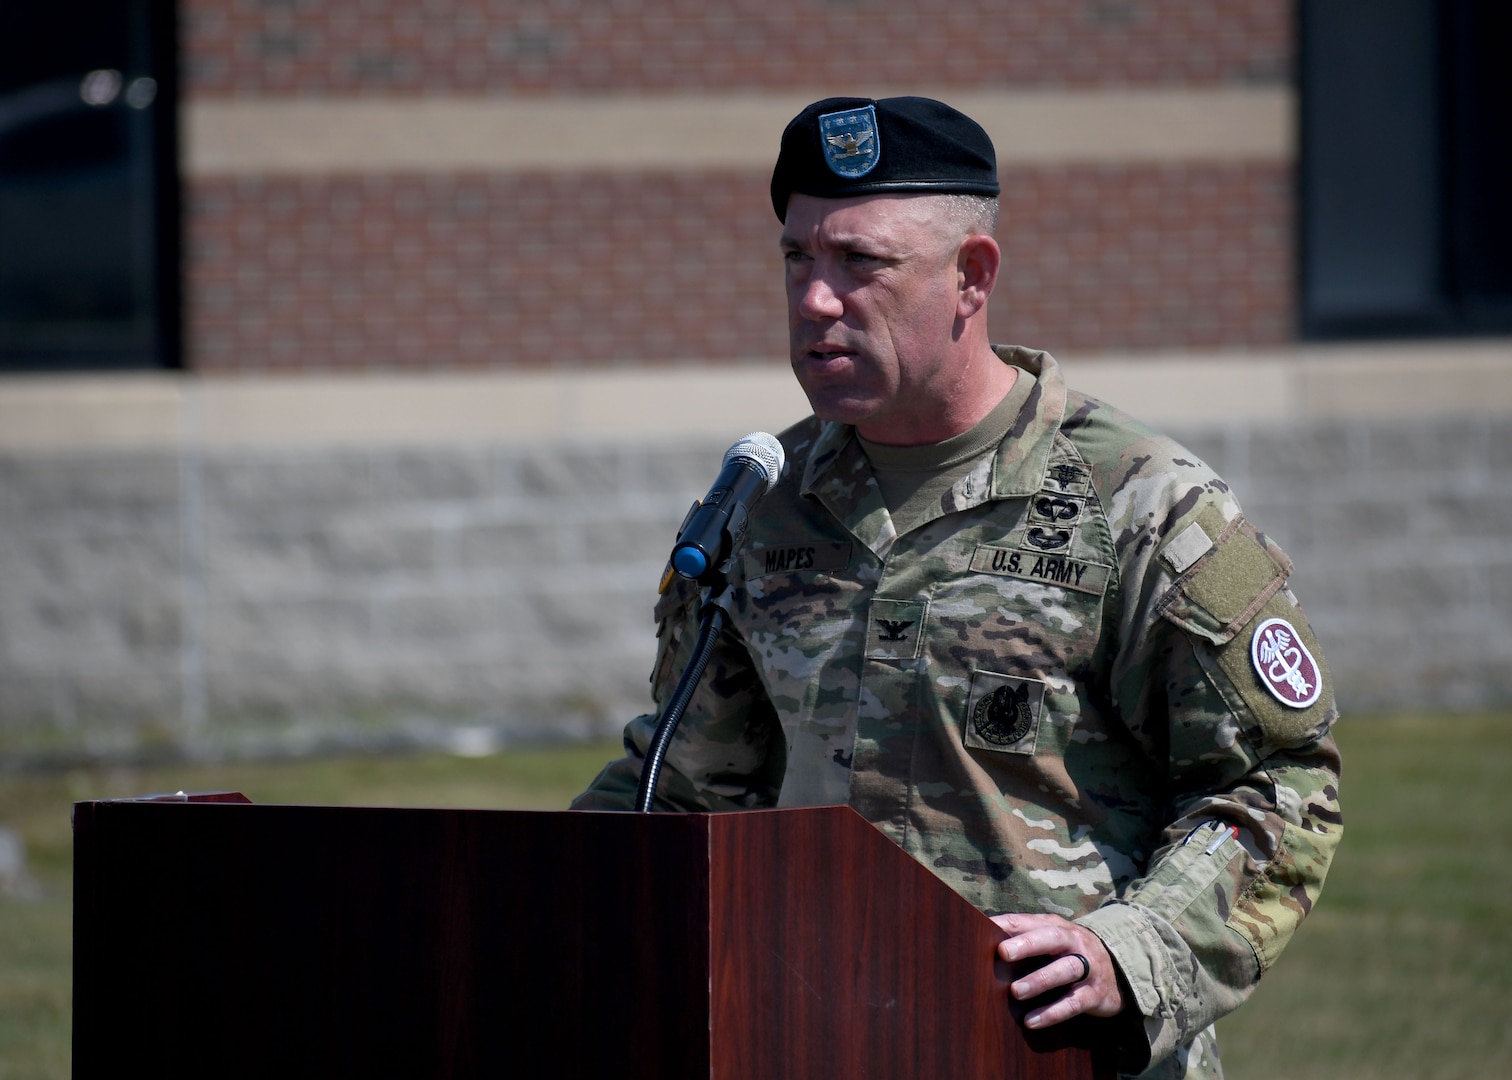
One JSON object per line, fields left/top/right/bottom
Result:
{"left": 2, "top": 715, "right": 1510, "bottom": 1078}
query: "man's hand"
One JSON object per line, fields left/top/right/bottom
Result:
{"left": 991, "top": 912, "right": 1126, "bottom": 1029}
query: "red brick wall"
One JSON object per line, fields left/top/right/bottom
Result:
{"left": 186, "top": 163, "right": 1291, "bottom": 373}
{"left": 182, "top": 0, "right": 1290, "bottom": 95}
{"left": 995, "top": 163, "right": 1294, "bottom": 350}
{"left": 188, "top": 173, "right": 785, "bottom": 371}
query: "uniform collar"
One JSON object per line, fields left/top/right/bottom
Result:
{"left": 987, "top": 345, "right": 1067, "bottom": 499}
{"left": 799, "top": 420, "right": 897, "bottom": 559}
{"left": 796, "top": 345, "right": 1068, "bottom": 555}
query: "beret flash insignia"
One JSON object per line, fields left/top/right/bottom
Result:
{"left": 819, "top": 105, "right": 880, "bottom": 178}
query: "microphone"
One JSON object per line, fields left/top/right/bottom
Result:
{"left": 670, "top": 432, "right": 785, "bottom": 584}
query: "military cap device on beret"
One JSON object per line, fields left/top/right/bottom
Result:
{"left": 770, "top": 96, "right": 999, "bottom": 222}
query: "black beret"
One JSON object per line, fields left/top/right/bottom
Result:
{"left": 770, "top": 96, "right": 999, "bottom": 222}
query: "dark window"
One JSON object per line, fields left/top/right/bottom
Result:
{"left": 1300, "top": 0, "right": 1512, "bottom": 338}
{"left": 0, "top": 1, "right": 179, "bottom": 370}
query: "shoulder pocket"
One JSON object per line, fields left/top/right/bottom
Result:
{"left": 1156, "top": 508, "right": 1289, "bottom": 646}
{"left": 1156, "top": 508, "right": 1333, "bottom": 748}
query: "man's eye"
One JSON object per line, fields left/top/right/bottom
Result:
{"left": 845, "top": 251, "right": 879, "bottom": 264}
{"left": 783, "top": 250, "right": 809, "bottom": 264}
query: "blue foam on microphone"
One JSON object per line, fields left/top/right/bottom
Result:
{"left": 672, "top": 547, "right": 709, "bottom": 579}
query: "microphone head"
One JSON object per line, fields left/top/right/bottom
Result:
{"left": 724, "top": 432, "right": 785, "bottom": 492}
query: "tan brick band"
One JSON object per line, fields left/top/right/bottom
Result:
{"left": 4, "top": 344, "right": 1509, "bottom": 451}
{"left": 183, "top": 89, "right": 1292, "bottom": 177}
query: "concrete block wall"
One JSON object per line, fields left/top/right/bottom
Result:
{"left": 0, "top": 435, "right": 726, "bottom": 763}
{"left": 5, "top": 347, "right": 1512, "bottom": 766}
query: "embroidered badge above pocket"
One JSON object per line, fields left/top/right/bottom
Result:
{"left": 1029, "top": 493, "right": 1085, "bottom": 527}
{"left": 1042, "top": 462, "right": 1092, "bottom": 496}
{"left": 964, "top": 670, "right": 1045, "bottom": 755}
{"left": 1024, "top": 526, "right": 1073, "bottom": 552}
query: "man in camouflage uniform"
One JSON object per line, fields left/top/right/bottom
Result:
{"left": 574, "top": 97, "right": 1342, "bottom": 1079}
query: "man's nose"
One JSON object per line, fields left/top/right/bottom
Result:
{"left": 795, "top": 271, "right": 845, "bottom": 321}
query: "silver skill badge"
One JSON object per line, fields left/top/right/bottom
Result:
{"left": 819, "top": 105, "right": 879, "bottom": 178}
{"left": 1250, "top": 617, "right": 1322, "bottom": 709}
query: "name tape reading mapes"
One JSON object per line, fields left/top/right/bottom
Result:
{"left": 970, "top": 546, "right": 1111, "bottom": 596}
{"left": 744, "top": 541, "right": 853, "bottom": 579}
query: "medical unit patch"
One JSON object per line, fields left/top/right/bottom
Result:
{"left": 1250, "top": 617, "right": 1322, "bottom": 709}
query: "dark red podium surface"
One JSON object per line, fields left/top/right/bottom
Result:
{"left": 73, "top": 797, "right": 1113, "bottom": 1079}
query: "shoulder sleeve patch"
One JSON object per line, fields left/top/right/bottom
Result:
{"left": 1249, "top": 617, "right": 1323, "bottom": 710}
{"left": 1211, "top": 591, "right": 1334, "bottom": 747}
{"left": 1157, "top": 510, "right": 1333, "bottom": 747}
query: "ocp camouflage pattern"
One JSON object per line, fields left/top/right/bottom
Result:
{"left": 575, "top": 347, "right": 1343, "bottom": 1079}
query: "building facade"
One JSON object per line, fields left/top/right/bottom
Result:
{"left": 3, "top": 1, "right": 1511, "bottom": 764}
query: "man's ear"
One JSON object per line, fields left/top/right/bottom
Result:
{"left": 957, "top": 234, "right": 1000, "bottom": 319}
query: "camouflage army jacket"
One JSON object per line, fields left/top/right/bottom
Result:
{"left": 575, "top": 347, "right": 1343, "bottom": 1079}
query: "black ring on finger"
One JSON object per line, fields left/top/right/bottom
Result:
{"left": 1069, "top": 952, "right": 1091, "bottom": 983}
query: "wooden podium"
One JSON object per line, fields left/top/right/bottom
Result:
{"left": 73, "top": 796, "right": 1113, "bottom": 1079}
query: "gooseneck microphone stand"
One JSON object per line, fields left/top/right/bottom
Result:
{"left": 634, "top": 581, "right": 728, "bottom": 814}
{"left": 634, "top": 431, "right": 784, "bottom": 813}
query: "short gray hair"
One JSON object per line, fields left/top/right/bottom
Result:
{"left": 937, "top": 193, "right": 1000, "bottom": 240}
